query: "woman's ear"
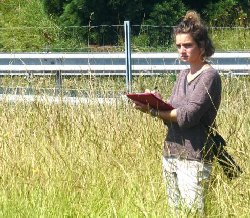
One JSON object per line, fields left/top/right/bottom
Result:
{"left": 199, "top": 47, "right": 205, "bottom": 61}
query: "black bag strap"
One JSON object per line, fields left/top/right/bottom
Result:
{"left": 203, "top": 123, "right": 242, "bottom": 180}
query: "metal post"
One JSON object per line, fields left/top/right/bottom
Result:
{"left": 124, "top": 21, "right": 132, "bottom": 93}
{"left": 55, "top": 71, "right": 62, "bottom": 95}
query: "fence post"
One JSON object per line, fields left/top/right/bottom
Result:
{"left": 55, "top": 71, "right": 62, "bottom": 95}
{"left": 124, "top": 21, "right": 132, "bottom": 93}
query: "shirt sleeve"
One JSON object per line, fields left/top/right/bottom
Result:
{"left": 176, "top": 71, "right": 221, "bottom": 129}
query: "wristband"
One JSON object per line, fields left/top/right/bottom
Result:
{"left": 149, "top": 108, "right": 159, "bottom": 117}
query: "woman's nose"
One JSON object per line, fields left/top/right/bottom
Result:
{"left": 179, "top": 45, "right": 186, "bottom": 53}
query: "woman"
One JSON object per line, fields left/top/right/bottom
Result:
{"left": 133, "top": 11, "right": 221, "bottom": 213}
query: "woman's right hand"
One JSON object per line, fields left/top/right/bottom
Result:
{"left": 145, "top": 89, "right": 163, "bottom": 99}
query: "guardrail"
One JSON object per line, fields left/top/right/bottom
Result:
{"left": 0, "top": 52, "right": 249, "bottom": 90}
{"left": 0, "top": 52, "right": 249, "bottom": 74}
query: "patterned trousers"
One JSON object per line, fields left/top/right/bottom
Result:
{"left": 162, "top": 157, "right": 212, "bottom": 215}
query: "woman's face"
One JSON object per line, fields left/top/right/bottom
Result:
{"left": 175, "top": 33, "right": 203, "bottom": 65}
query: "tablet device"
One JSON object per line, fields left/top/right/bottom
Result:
{"left": 126, "top": 93, "right": 174, "bottom": 110}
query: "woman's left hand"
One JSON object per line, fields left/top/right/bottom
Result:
{"left": 132, "top": 100, "right": 151, "bottom": 113}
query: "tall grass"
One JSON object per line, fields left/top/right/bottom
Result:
{"left": 0, "top": 1, "right": 249, "bottom": 216}
{"left": 210, "top": 27, "right": 250, "bottom": 51}
{"left": 0, "top": 76, "right": 249, "bottom": 217}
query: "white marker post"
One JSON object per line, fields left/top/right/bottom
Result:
{"left": 124, "top": 21, "right": 132, "bottom": 93}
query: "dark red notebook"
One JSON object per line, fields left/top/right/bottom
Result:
{"left": 126, "top": 93, "right": 174, "bottom": 110}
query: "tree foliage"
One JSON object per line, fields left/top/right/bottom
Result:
{"left": 145, "top": 0, "right": 186, "bottom": 46}
{"left": 42, "top": 0, "right": 188, "bottom": 26}
{"left": 43, "top": 0, "right": 65, "bottom": 16}
{"left": 203, "top": 0, "right": 249, "bottom": 26}
{"left": 41, "top": 0, "right": 250, "bottom": 45}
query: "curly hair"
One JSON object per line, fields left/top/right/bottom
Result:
{"left": 174, "top": 11, "right": 215, "bottom": 59}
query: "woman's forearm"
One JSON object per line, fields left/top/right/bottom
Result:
{"left": 158, "top": 108, "right": 178, "bottom": 123}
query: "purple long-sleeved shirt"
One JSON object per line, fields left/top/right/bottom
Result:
{"left": 164, "top": 67, "right": 222, "bottom": 161}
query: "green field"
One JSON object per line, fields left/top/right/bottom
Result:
{"left": 0, "top": 0, "right": 249, "bottom": 217}
{"left": 0, "top": 76, "right": 249, "bottom": 217}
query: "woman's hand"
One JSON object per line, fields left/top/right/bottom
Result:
{"left": 132, "top": 89, "right": 153, "bottom": 113}
{"left": 145, "top": 88, "right": 163, "bottom": 99}
{"left": 131, "top": 89, "right": 177, "bottom": 122}
{"left": 132, "top": 89, "right": 162, "bottom": 114}
{"left": 132, "top": 100, "right": 150, "bottom": 113}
